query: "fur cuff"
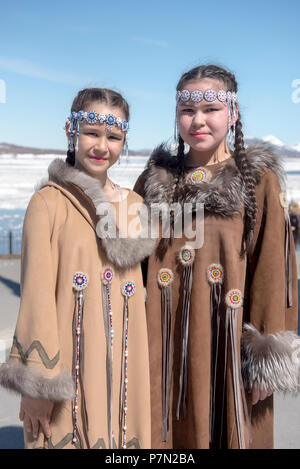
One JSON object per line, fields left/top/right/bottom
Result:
{"left": 0, "top": 362, "right": 75, "bottom": 401}
{"left": 241, "top": 324, "right": 300, "bottom": 393}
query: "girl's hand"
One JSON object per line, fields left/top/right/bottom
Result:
{"left": 251, "top": 385, "right": 273, "bottom": 405}
{"left": 19, "top": 395, "right": 54, "bottom": 439}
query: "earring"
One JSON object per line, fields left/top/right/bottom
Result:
{"left": 226, "top": 100, "right": 236, "bottom": 151}
{"left": 226, "top": 125, "right": 236, "bottom": 151}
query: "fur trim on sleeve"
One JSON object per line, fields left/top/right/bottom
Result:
{"left": 241, "top": 323, "right": 300, "bottom": 393}
{"left": 0, "top": 362, "right": 75, "bottom": 401}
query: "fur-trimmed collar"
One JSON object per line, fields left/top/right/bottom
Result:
{"left": 142, "top": 144, "right": 286, "bottom": 217}
{"left": 39, "top": 158, "right": 156, "bottom": 269}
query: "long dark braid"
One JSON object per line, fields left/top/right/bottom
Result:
{"left": 175, "top": 64, "right": 258, "bottom": 258}
{"left": 157, "top": 135, "right": 186, "bottom": 257}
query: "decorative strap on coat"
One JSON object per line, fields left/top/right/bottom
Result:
{"left": 157, "top": 268, "right": 174, "bottom": 442}
{"left": 72, "top": 272, "right": 89, "bottom": 447}
{"left": 101, "top": 267, "right": 114, "bottom": 449}
{"left": 206, "top": 263, "right": 224, "bottom": 443}
{"left": 225, "top": 289, "right": 251, "bottom": 449}
{"left": 176, "top": 245, "right": 195, "bottom": 421}
{"left": 120, "top": 280, "right": 135, "bottom": 449}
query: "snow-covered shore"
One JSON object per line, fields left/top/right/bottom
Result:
{"left": 1, "top": 152, "right": 300, "bottom": 210}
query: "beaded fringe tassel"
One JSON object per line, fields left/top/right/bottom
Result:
{"left": 176, "top": 246, "right": 195, "bottom": 421}
{"left": 72, "top": 272, "right": 88, "bottom": 447}
{"left": 225, "top": 289, "right": 252, "bottom": 449}
{"left": 206, "top": 264, "right": 224, "bottom": 443}
{"left": 157, "top": 268, "right": 174, "bottom": 442}
{"left": 101, "top": 267, "right": 114, "bottom": 449}
{"left": 120, "top": 281, "right": 135, "bottom": 449}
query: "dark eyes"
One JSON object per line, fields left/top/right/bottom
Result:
{"left": 180, "top": 108, "right": 218, "bottom": 113}
{"left": 85, "top": 132, "right": 121, "bottom": 140}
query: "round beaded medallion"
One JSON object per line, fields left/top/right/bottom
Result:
{"left": 121, "top": 281, "right": 136, "bottom": 297}
{"left": 106, "top": 114, "right": 116, "bottom": 126}
{"left": 189, "top": 168, "right": 212, "bottom": 184}
{"left": 206, "top": 264, "right": 224, "bottom": 285}
{"left": 102, "top": 267, "right": 114, "bottom": 285}
{"left": 73, "top": 272, "right": 88, "bottom": 291}
{"left": 178, "top": 245, "right": 195, "bottom": 266}
{"left": 217, "top": 90, "right": 227, "bottom": 102}
{"left": 204, "top": 89, "right": 217, "bottom": 102}
{"left": 157, "top": 268, "right": 174, "bottom": 287}
{"left": 190, "top": 89, "right": 203, "bottom": 105}
{"left": 225, "top": 289, "right": 243, "bottom": 309}
{"left": 87, "top": 111, "right": 97, "bottom": 124}
{"left": 180, "top": 89, "right": 191, "bottom": 102}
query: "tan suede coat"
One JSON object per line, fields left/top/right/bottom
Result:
{"left": 0, "top": 159, "right": 155, "bottom": 449}
{"left": 133, "top": 145, "right": 299, "bottom": 449}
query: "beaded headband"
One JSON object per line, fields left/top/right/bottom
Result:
{"left": 176, "top": 89, "right": 237, "bottom": 106}
{"left": 67, "top": 110, "right": 129, "bottom": 153}
{"left": 175, "top": 88, "right": 238, "bottom": 150}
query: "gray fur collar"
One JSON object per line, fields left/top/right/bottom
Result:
{"left": 143, "top": 144, "right": 286, "bottom": 217}
{"left": 41, "top": 158, "right": 156, "bottom": 269}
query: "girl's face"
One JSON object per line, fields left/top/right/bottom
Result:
{"left": 68, "top": 101, "right": 126, "bottom": 178}
{"left": 177, "top": 78, "right": 236, "bottom": 154}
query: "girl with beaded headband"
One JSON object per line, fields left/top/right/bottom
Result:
{"left": 0, "top": 87, "right": 155, "bottom": 449}
{"left": 133, "top": 64, "right": 299, "bottom": 449}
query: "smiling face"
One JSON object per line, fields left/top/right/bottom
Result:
{"left": 177, "top": 78, "right": 236, "bottom": 155}
{"left": 67, "top": 101, "right": 126, "bottom": 179}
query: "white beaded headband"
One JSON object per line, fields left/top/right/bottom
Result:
{"left": 176, "top": 89, "right": 238, "bottom": 106}
{"left": 174, "top": 89, "right": 238, "bottom": 149}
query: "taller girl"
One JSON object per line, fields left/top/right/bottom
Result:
{"left": 134, "top": 65, "right": 299, "bottom": 449}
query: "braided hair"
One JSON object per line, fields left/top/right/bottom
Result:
{"left": 172, "top": 64, "right": 257, "bottom": 258}
{"left": 66, "top": 88, "right": 130, "bottom": 167}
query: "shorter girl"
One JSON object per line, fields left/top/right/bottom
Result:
{"left": 0, "top": 88, "right": 155, "bottom": 449}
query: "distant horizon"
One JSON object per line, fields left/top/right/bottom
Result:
{"left": 1, "top": 134, "right": 300, "bottom": 155}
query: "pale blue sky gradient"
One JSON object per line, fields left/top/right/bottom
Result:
{"left": 0, "top": 0, "right": 299, "bottom": 150}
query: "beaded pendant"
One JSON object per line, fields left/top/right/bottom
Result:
{"left": 175, "top": 246, "right": 195, "bottom": 421}
{"left": 101, "top": 267, "right": 114, "bottom": 449}
{"left": 72, "top": 272, "right": 88, "bottom": 445}
{"left": 206, "top": 263, "right": 224, "bottom": 443}
{"left": 224, "top": 288, "right": 249, "bottom": 449}
{"left": 189, "top": 167, "right": 212, "bottom": 185}
{"left": 120, "top": 280, "right": 136, "bottom": 449}
{"left": 157, "top": 268, "right": 174, "bottom": 442}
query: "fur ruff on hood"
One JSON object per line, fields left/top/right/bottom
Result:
{"left": 142, "top": 144, "right": 287, "bottom": 217}
{"left": 38, "top": 159, "right": 156, "bottom": 269}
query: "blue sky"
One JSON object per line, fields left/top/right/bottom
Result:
{"left": 0, "top": 0, "right": 299, "bottom": 150}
